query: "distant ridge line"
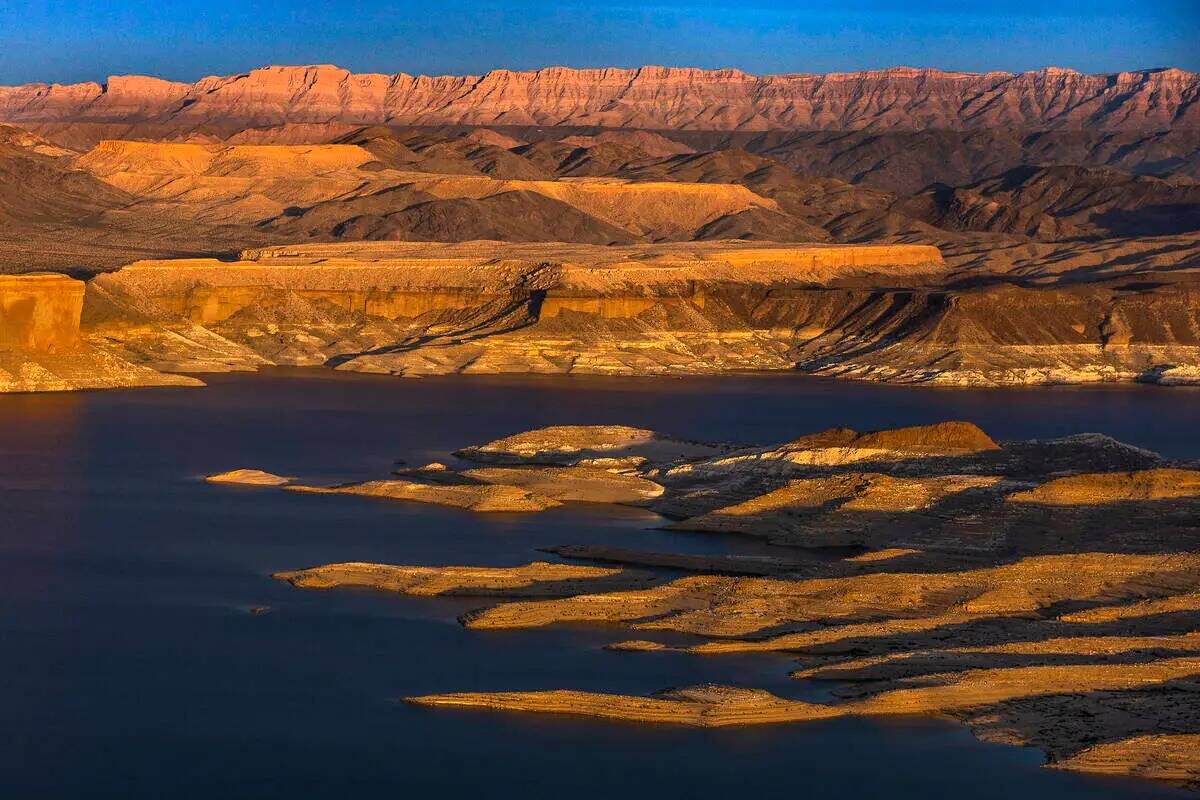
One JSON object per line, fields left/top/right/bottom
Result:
{"left": 1, "top": 64, "right": 1196, "bottom": 132}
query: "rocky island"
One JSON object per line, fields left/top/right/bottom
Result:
{"left": 246, "top": 419, "right": 1200, "bottom": 791}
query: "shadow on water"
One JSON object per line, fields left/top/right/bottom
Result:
{"left": 0, "top": 370, "right": 1195, "bottom": 798}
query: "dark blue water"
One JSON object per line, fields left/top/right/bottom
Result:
{"left": 1, "top": 370, "right": 1196, "bottom": 799}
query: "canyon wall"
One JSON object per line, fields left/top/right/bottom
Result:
{"left": 85, "top": 243, "right": 942, "bottom": 326}
{"left": 1, "top": 65, "right": 1196, "bottom": 133}
{"left": 0, "top": 273, "right": 84, "bottom": 352}
{"left": 781, "top": 281, "right": 1200, "bottom": 385}
{"left": 0, "top": 272, "right": 199, "bottom": 392}
{"left": 6, "top": 242, "right": 1196, "bottom": 391}
{"left": 79, "top": 243, "right": 1200, "bottom": 387}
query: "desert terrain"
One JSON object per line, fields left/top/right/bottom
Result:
{"left": 0, "top": 64, "right": 1198, "bottom": 391}
{"left": 2, "top": 62, "right": 1199, "bottom": 794}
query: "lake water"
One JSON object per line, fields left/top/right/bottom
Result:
{"left": 1, "top": 370, "right": 1196, "bottom": 799}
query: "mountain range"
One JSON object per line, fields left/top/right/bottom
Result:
{"left": 2, "top": 64, "right": 1196, "bottom": 132}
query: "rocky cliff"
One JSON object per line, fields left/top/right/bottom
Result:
{"left": 2, "top": 65, "right": 1196, "bottom": 133}
{"left": 0, "top": 272, "right": 198, "bottom": 392}
{"left": 0, "top": 273, "right": 83, "bottom": 352}
{"left": 786, "top": 281, "right": 1200, "bottom": 385}
{"left": 76, "top": 242, "right": 1200, "bottom": 387}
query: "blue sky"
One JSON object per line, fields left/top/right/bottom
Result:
{"left": 0, "top": 0, "right": 1196, "bottom": 84}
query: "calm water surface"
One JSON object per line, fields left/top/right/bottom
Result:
{"left": 1, "top": 370, "right": 1196, "bottom": 799}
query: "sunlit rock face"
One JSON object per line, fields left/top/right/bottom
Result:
{"left": 260, "top": 417, "right": 1200, "bottom": 792}
{"left": 6, "top": 238, "right": 1198, "bottom": 391}
{"left": 79, "top": 241, "right": 950, "bottom": 378}
{"left": 2, "top": 65, "right": 1195, "bottom": 132}
{"left": 0, "top": 273, "right": 83, "bottom": 353}
{"left": 76, "top": 241, "right": 1200, "bottom": 387}
{"left": 0, "top": 272, "right": 198, "bottom": 392}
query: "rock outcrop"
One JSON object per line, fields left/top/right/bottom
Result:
{"left": 408, "top": 684, "right": 842, "bottom": 727}
{"left": 79, "top": 242, "right": 972, "bottom": 381}
{"left": 461, "top": 466, "right": 664, "bottom": 503}
{"left": 666, "top": 473, "right": 1006, "bottom": 546}
{"left": 271, "top": 418, "right": 1200, "bottom": 791}
{"left": 789, "top": 280, "right": 1200, "bottom": 386}
{"left": 274, "top": 561, "right": 657, "bottom": 597}
{"left": 456, "top": 423, "right": 738, "bottom": 467}
{"left": 285, "top": 479, "right": 562, "bottom": 512}
{"left": 1054, "top": 735, "right": 1200, "bottom": 787}
{"left": 69, "top": 241, "right": 1200, "bottom": 387}
{"left": 790, "top": 632, "right": 1200, "bottom": 681}
{"left": 205, "top": 469, "right": 293, "bottom": 486}
{"left": 1007, "top": 469, "right": 1200, "bottom": 505}
{"left": 0, "top": 272, "right": 198, "bottom": 392}
{"left": 652, "top": 430, "right": 1196, "bottom": 554}
{"left": 408, "top": 656, "right": 1200, "bottom": 726}
{"left": 457, "top": 553, "right": 1200, "bottom": 634}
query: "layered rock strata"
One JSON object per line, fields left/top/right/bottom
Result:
{"left": 71, "top": 242, "right": 1200, "bottom": 386}
{"left": 1054, "top": 735, "right": 1200, "bottom": 787}
{"left": 2, "top": 65, "right": 1194, "bottom": 133}
{"left": 0, "top": 272, "right": 198, "bottom": 392}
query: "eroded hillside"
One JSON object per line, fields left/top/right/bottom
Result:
{"left": 22, "top": 241, "right": 1182, "bottom": 388}
{"left": 3, "top": 126, "right": 1198, "bottom": 274}
{"left": 0, "top": 61, "right": 1197, "bottom": 391}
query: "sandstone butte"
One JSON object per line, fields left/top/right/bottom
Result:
{"left": 271, "top": 419, "right": 1200, "bottom": 791}
{"left": 1, "top": 65, "right": 1195, "bottom": 132}
{"left": 71, "top": 240, "right": 964, "bottom": 382}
